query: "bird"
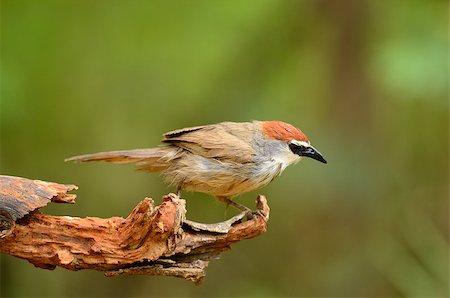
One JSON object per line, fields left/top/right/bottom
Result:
{"left": 66, "top": 121, "right": 327, "bottom": 214}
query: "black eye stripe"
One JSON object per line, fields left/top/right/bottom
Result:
{"left": 289, "top": 142, "right": 305, "bottom": 153}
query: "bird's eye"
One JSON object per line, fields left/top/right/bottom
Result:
{"left": 288, "top": 142, "right": 302, "bottom": 153}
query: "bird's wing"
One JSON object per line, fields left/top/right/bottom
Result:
{"left": 162, "top": 122, "right": 257, "bottom": 163}
{"left": 163, "top": 125, "right": 207, "bottom": 138}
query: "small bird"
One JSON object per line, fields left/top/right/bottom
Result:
{"left": 66, "top": 121, "right": 326, "bottom": 213}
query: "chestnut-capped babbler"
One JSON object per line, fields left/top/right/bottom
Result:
{"left": 66, "top": 121, "right": 327, "bottom": 213}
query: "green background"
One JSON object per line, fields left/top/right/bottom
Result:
{"left": 1, "top": 0, "right": 448, "bottom": 297}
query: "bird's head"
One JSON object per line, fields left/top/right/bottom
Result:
{"left": 262, "top": 121, "right": 327, "bottom": 164}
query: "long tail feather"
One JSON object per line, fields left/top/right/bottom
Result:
{"left": 65, "top": 147, "right": 175, "bottom": 172}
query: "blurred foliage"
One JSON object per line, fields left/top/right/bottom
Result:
{"left": 1, "top": 0, "right": 448, "bottom": 297}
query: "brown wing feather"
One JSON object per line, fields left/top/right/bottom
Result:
{"left": 163, "top": 125, "right": 208, "bottom": 138}
{"left": 162, "top": 122, "right": 257, "bottom": 163}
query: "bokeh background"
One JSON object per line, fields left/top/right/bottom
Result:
{"left": 1, "top": 0, "right": 448, "bottom": 297}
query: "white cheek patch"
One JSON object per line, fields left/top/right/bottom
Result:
{"left": 272, "top": 147, "right": 301, "bottom": 172}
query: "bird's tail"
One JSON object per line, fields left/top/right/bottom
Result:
{"left": 65, "top": 147, "right": 178, "bottom": 172}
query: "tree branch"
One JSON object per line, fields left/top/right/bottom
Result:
{"left": 0, "top": 175, "right": 269, "bottom": 284}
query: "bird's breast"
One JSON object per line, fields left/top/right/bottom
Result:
{"left": 162, "top": 151, "right": 297, "bottom": 197}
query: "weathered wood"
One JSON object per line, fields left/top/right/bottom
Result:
{"left": 0, "top": 175, "right": 77, "bottom": 238}
{"left": 0, "top": 175, "right": 269, "bottom": 284}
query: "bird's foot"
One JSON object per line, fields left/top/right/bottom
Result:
{"left": 178, "top": 194, "right": 255, "bottom": 233}
{"left": 238, "top": 209, "right": 256, "bottom": 221}
{"left": 233, "top": 204, "right": 254, "bottom": 220}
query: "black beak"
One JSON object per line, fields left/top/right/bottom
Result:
{"left": 296, "top": 145, "right": 327, "bottom": 164}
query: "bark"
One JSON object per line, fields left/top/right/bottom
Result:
{"left": 0, "top": 175, "right": 269, "bottom": 284}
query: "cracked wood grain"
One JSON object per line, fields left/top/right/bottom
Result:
{"left": 0, "top": 175, "right": 269, "bottom": 284}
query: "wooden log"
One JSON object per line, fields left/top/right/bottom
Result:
{"left": 0, "top": 175, "right": 269, "bottom": 284}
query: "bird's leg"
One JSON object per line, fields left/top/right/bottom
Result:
{"left": 179, "top": 193, "right": 253, "bottom": 233}
{"left": 217, "top": 196, "right": 253, "bottom": 218}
